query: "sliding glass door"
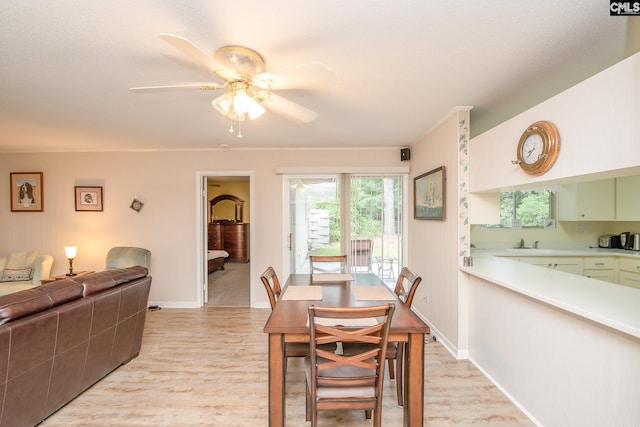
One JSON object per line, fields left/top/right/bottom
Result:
{"left": 287, "top": 174, "right": 404, "bottom": 285}
{"left": 288, "top": 176, "right": 341, "bottom": 274}
{"left": 349, "top": 175, "right": 403, "bottom": 285}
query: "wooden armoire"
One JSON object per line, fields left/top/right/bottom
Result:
{"left": 208, "top": 194, "right": 249, "bottom": 263}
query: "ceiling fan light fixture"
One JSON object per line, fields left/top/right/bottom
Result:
{"left": 247, "top": 99, "right": 265, "bottom": 120}
{"left": 232, "top": 88, "right": 265, "bottom": 120}
{"left": 144, "top": 35, "right": 326, "bottom": 138}
{"left": 212, "top": 92, "right": 232, "bottom": 115}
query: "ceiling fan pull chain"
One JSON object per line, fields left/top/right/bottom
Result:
{"left": 237, "top": 119, "right": 243, "bottom": 138}
{"left": 228, "top": 119, "right": 234, "bottom": 134}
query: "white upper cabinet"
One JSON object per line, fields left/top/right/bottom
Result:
{"left": 558, "top": 179, "right": 615, "bottom": 221}
{"left": 615, "top": 175, "right": 640, "bottom": 221}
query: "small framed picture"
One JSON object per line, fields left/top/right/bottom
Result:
{"left": 75, "top": 186, "right": 103, "bottom": 211}
{"left": 10, "top": 172, "right": 44, "bottom": 212}
{"left": 414, "top": 166, "right": 446, "bottom": 220}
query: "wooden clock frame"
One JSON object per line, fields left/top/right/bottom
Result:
{"left": 516, "top": 120, "right": 560, "bottom": 175}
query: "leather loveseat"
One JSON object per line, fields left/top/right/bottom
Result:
{"left": 0, "top": 266, "right": 152, "bottom": 427}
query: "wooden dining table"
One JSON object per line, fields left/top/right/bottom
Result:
{"left": 263, "top": 273, "right": 431, "bottom": 426}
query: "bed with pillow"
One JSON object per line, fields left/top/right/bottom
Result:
{"left": 208, "top": 250, "right": 229, "bottom": 274}
{"left": 0, "top": 251, "right": 54, "bottom": 296}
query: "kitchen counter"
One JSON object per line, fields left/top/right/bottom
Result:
{"left": 461, "top": 251, "right": 640, "bottom": 339}
{"left": 472, "top": 246, "right": 640, "bottom": 258}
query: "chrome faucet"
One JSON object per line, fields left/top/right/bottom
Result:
{"left": 518, "top": 238, "right": 525, "bottom": 248}
{"left": 534, "top": 241, "right": 539, "bottom": 249}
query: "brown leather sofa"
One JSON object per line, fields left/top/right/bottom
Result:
{"left": 0, "top": 266, "right": 152, "bottom": 427}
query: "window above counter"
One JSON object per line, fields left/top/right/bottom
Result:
{"left": 472, "top": 174, "right": 640, "bottom": 225}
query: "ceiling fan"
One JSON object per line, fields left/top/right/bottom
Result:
{"left": 131, "top": 34, "right": 332, "bottom": 137}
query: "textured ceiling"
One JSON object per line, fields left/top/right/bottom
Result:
{"left": 0, "top": 1, "right": 631, "bottom": 152}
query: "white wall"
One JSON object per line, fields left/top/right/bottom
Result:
{"left": 408, "top": 109, "right": 469, "bottom": 351}
{"left": 471, "top": 52, "right": 640, "bottom": 193}
{"left": 0, "top": 148, "right": 402, "bottom": 307}
{"left": 468, "top": 274, "right": 640, "bottom": 427}
{"left": 469, "top": 52, "right": 640, "bottom": 254}
{"left": 462, "top": 48, "right": 640, "bottom": 427}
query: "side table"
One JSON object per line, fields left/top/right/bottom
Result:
{"left": 41, "top": 271, "right": 94, "bottom": 285}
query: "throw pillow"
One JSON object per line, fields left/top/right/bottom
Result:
{"left": 6, "top": 251, "right": 38, "bottom": 279}
{"left": 1, "top": 268, "right": 33, "bottom": 282}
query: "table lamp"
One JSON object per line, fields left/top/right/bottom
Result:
{"left": 64, "top": 246, "right": 78, "bottom": 276}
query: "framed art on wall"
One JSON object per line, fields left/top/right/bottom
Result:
{"left": 10, "top": 172, "right": 44, "bottom": 212}
{"left": 414, "top": 166, "right": 445, "bottom": 220}
{"left": 75, "top": 186, "right": 103, "bottom": 211}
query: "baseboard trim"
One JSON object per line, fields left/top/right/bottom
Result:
{"left": 411, "top": 310, "right": 467, "bottom": 360}
{"left": 467, "top": 355, "right": 542, "bottom": 427}
{"left": 147, "top": 301, "right": 200, "bottom": 309}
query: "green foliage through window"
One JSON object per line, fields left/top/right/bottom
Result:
{"left": 497, "top": 190, "right": 552, "bottom": 228}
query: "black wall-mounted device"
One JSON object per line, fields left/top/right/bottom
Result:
{"left": 400, "top": 147, "right": 411, "bottom": 161}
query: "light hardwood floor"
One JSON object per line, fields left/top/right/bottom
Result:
{"left": 42, "top": 307, "right": 534, "bottom": 426}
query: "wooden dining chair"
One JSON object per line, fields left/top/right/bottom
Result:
{"left": 306, "top": 304, "right": 395, "bottom": 427}
{"left": 342, "top": 266, "right": 422, "bottom": 406}
{"left": 260, "top": 266, "right": 336, "bottom": 361}
{"left": 389, "top": 267, "right": 422, "bottom": 406}
{"left": 309, "top": 255, "right": 348, "bottom": 274}
{"left": 260, "top": 266, "right": 282, "bottom": 309}
{"left": 260, "top": 266, "right": 309, "bottom": 359}
{"left": 394, "top": 266, "right": 422, "bottom": 307}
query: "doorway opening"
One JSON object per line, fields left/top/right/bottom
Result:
{"left": 197, "top": 172, "right": 252, "bottom": 307}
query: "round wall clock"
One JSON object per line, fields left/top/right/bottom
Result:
{"left": 516, "top": 120, "right": 560, "bottom": 175}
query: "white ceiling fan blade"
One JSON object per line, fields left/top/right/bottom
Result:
{"left": 158, "top": 33, "right": 222, "bottom": 74}
{"left": 260, "top": 92, "right": 318, "bottom": 123}
{"left": 130, "top": 82, "right": 227, "bottom": 92}
{"left": 252, "top": 62, "right": 333, "bottom": 90}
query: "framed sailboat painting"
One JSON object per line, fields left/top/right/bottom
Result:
{"left": 414, "top": 166, "right": 445, "bottom": 220}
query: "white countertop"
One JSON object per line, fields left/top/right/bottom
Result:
{"left": 460, "top": 252, "right": 640, "bottom": 339}
{"left": 472, "top": 246, "right": 640, "bottom": 258}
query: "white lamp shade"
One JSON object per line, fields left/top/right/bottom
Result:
{"left": 212, "top": 92, "right": 232, "bottom": 115}
{"left": 232, "top": 89, "right": 265, "bottom": 120}
{"left": 64, "top": 246, "right": 78, "bottom": 259}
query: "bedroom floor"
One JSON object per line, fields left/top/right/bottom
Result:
{"left": 207, "top": 261, "right": 250, "bottom": 306}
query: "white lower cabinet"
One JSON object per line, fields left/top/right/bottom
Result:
{"left": 583, "top": 257, "right": 616, "bottom": 283}
{"left": 501, "top": 254, "right": 640, "bottom": 287}
{"left": 617, "top": 257, "right": 640, "bottom": 289}
{"left": 518, "top": 257, "right": 584, "bottom": 275}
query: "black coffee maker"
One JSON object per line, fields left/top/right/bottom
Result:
{"left": 620, "top": 232, "right": 633, "bottom": 250}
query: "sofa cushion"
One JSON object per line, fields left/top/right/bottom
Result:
{"left": 1, "top": 267, "right": 33, "bottom": 282}
{"left": 38, "top": 279, "right": 84, "bottom": 306}
{"left": 6, "top": 251, "right": 38, "bottom": 272}
{"left": 80, "top": 266, "right": 148, "bottom": 296}
{"left": 0, "top": 288, "right": 52, "bottom": 325}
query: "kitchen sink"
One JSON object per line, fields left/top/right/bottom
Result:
{"left": 506, "top": 248, "right": 555, "bottom": 254}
